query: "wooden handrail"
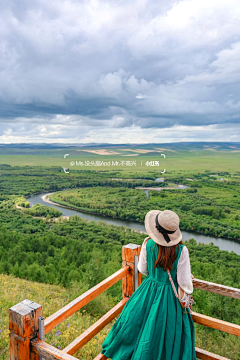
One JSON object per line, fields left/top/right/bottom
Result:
{"left": 44, "top": 266, "right": 129, "bottom": 334}
{"left": 9, "top": 243, "right": 240, "bottom": 360}
{"left": 63, "top": 297, "right": 129, "bottom": 355}
{"left": 94, "top": 347, "right": 231, "bottom": 360}
{"left": 193, "top": 278, "right": 240, "bottom": 300}
{"left": 31, "top": 339, "right": 78, "bottom": 360}
{"left": 195, "top": 347, "right": 231, "bottom": 360}
{"left": 93, "top": 354, "right": 107, "bottom": 360}
{"left": 192, "top": 312, "right": 240, "bottom": 336}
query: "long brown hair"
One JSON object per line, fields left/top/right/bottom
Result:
{"left": 147, "top": 238, "right": 183, "bottom": 271}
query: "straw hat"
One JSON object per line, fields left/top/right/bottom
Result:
{"left": 144, "top": 209, "right": 182, "bottom": 247}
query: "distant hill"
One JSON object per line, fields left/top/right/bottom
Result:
{"left": 0, "top": 141, "right": 240, "bottom": 151}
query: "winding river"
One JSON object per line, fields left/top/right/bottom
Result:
{"left": 27, "top": 192, "right": 240, "bottom": 255}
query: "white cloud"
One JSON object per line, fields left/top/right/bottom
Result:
{"left": 0, "top": 116, "right": 239, "bottom": 144}
{"left": 0, "top": 0, "right": 240, "bottom": 142}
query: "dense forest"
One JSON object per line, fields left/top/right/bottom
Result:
{"left": 21, "top": 203, "right": 63, "bottom": 218}
{"left": 49, "top": 181, "right": 240, "bottom": 240}
{"left": 0, "top": 164, "right": 164, "bottom": 196}
{"left": 0, "top": 165, "right": 240, "bottom": 359}
{"left": 0, "top": 200, "right": 239, "bottom": 320}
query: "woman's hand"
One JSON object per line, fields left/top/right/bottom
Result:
{"left": 191, "top": 274, "right": 194, "bottom": 279}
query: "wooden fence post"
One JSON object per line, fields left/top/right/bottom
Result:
{"left": 9, "top": 299, "right": 42, "bottom": 359}
{"left": 122, "top": 243, "right": 141, "bottom": 298}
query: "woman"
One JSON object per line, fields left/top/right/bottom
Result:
{"left": 101, "top": 209, "right": 196, "bottom": 360}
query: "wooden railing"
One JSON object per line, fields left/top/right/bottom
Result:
{"left": 9, "top": 243, "right": 240, "bottom": 360}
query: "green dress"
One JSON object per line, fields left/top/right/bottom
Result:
{"left": 101, "top": 239, "right": 196, "bottom": 360}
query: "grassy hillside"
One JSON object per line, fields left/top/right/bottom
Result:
{"left": 1, "top": 272, "right": 240, "bottom": 359}
{"left": 0, "top": 273, "right": 117, "bottom": 360}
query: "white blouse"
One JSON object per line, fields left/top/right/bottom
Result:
{"left": 137, "top": 237, "right": 193, "bottom": 294}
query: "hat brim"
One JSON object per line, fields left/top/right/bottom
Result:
{"left": 144, "top": 210, "right": 182, "bottom": 247}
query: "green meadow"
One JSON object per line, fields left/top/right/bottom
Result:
{"left": 0, "top": 143, "right": 240, "bottom": 174}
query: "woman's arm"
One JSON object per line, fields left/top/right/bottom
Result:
{"left": 177, "top": 246, "right": 193, "bottom": 295}
{"left": 137, "top": 237, "right": 150, "bottom": 276}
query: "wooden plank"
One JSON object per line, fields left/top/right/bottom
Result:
{"left": 122, "top": 243, "right": 141, "bottom": 298}
{"left": 63, "top": 297, "right": 129, "bottom": 355}
{"left": 192, "top": 312, "right": 240, "bottom": 336}
{"left": 31, "top": 339, "right": 78, "bottom": 360}
{"left": 9, "top": 299, "right": 42, "bottom": 360}
{"left": 94, "top": 347, "right": 231, "bottom": 360}
{"left": 196, "top": 347, "right": 230, "bottom": 360}
{"left": 122, "top": 261, "right": 134, "bottom": 298}
{"left": 94, "top": 354, "right": 108, "bottom": 360}
{"left": 44, "top": 266, "right": 129, "bottom": 334}
{"left": 122, "top": 243, "right": 141, "bottom": 263}
{"left": 193, "top": 279, "right": 240, "bottom": 300}
{"left": 93, "top": 354, "right": 108, "bottom": 360}
{"left": 93, "top": 337, "right": 231, "bottom": 360}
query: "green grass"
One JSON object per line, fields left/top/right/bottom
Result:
{"left": 0, "top": 273, "right": 117, "bottom": 360}
{"left": 1, "top": 273, "right": 240, "bottom": 359}
{"left": 0, "top": 145, "right": 240, "bottom": 173}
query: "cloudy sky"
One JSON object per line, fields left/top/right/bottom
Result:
{"left": 0, "top": 0, "right": 240, "bottom": 144}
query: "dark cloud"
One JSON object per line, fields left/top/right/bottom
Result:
{"left": 0, "top": 0, "right": 240, "bottom": 142}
